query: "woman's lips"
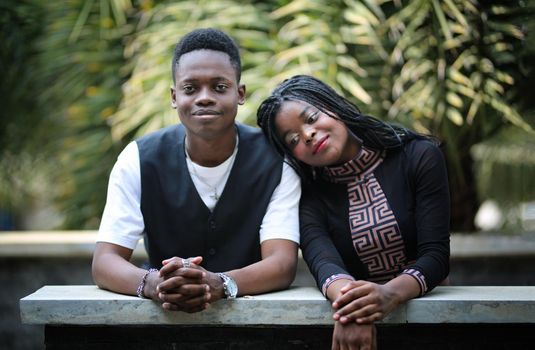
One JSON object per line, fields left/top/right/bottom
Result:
{"left": 313, "top": 135, "right": 329, "bottom": 154}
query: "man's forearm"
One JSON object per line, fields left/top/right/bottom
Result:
{"left": 224, "top": 240, "right": 298, "bottom": 296}
{"left": 92, "top": 242, "right": 160, "bottom": 298}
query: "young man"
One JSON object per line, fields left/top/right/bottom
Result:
{"left": 92, "top": 28, "right": 300, "bottom": 313}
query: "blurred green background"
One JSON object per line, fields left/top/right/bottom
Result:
{"left": 1, "top": 0, "right": 534, "bottom": 233}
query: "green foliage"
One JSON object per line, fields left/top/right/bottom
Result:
{"left": 343, "top": 1, "right": 533, "bottom": 177}
{"left": 0, "top": 0, "right": 46, "bottom": 220}
{"left": 472, "top": 122, "right": 535, "bottom": 203}
{"left": 2, "top": 0, "right": 533, "bottom": 229}
{"left": 32, "top": 0, "right": 134, "bottom": 228}
{"left": 0, "top": 0, "right": 43, "bottom": 152}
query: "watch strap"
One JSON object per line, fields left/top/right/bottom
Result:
{"left": 217, "top": 272, "right": 237, "bottom": 299}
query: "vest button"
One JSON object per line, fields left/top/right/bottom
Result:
{"left": 209, "top": 220, "right": 216, "bottom": 230}
{"left": 208, "top": 248, "right": 216, "bottom": 256}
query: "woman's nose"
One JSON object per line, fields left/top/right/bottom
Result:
{"left": 304, "top": 128, "right": 316, "bottom": 145}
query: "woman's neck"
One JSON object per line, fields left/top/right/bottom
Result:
{"left": 335, "top": 130, "right": 363, "bottom": 165}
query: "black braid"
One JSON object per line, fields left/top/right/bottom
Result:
{"left": 257, "top": 75, "right": 429, "bottom": 182}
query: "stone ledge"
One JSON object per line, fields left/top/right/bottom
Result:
{"left": 3, "top": 231, "right": 535, "bottom": 258}
{"left": 20, "top": 285, "right": 535, "bottom": 326}
{"left": 451, "top": 233, "right": 535, "bottom": 257}
{"left": 0, "top": 231, "right": 146, "bottom": 258}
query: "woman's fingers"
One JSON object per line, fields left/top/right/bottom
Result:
{"left": 334, "top": 301, "right": 378, "bottom": 323}
{"left": 333, "top": 283, "right": 372, "bottom": 309}
{"left": 333, "top": 290, "right": 376, "bottom": 315}
{"left": 339, "top": 280, "right": 367, "bottom": 294}
{"left": 356, "top": 312, "right": 383, "bottom": 325}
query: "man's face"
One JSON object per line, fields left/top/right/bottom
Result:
{"left": 171, "top": 49, "right": 245, "bottom": 140}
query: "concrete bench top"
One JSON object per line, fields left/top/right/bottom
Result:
{"left": 20, "top": 285, "right": 535, "bottom": 326}
{"left": 3, "top": 231, "right": 535, "bottom": 258}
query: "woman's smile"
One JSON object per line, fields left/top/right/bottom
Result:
{"left": 312, "top": 135, "right": 329, "bottom": 155}
{"left": 274, "top": 100, "right": 361, "bottom": 167}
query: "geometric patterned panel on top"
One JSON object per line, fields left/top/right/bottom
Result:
{"left": 324, "top": 147, "right": 407, "bottom": 283}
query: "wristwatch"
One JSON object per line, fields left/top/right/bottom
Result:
{"left": 217, "top": 273, "right": 238, "bottom": 299}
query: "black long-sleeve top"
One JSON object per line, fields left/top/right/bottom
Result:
{"left": 300, "top": 138, "right": 450, "bottom": 296}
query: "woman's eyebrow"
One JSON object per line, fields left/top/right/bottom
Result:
{"left": 299, "top": 106, "right": 312, "bottom": 121}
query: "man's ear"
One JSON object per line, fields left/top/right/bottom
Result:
{"left": 170, "top": 86, "right": 177, "bottom": 109}
{"left": 237, "top": 84, "right": 246, "bottom": 105}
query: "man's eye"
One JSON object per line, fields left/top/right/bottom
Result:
{"left": 183, "top": 85, "right": 195, "bottom": 93}
{"left": 215, "top": 84, "right": 228, "bottom": 92}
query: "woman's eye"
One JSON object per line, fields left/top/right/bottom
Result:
{"left": 287, "top": 134, "right": 299, "bottom": 147}
{"left": 306, "top": 112, "right": 318, "bottom": 124}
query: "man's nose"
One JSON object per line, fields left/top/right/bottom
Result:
{"left": 195, "top": 88, "right": 215, "bottom": 105}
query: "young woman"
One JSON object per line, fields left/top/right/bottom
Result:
{"left": 257, "top": 75, "right": 450, "bottom": 349}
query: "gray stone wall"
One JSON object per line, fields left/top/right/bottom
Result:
{"left": 3, "top": 256, "right": 144, "bottom": 350}
{"left": 5, "top": 232, "right": 535, "bottom": 350}
{"left": 3, "top": 258, "right": 89, "bottom": 350}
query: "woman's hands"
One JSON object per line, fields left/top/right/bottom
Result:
{"left": 332, "top": 280, "right": 399, "bottom": 324}
{"left": 332, "top": 321, "right": 376, "bottom": 350}
{"left": 330, "top": 274, "right": 421, "bottom": 325}
{"left": 328, "top": 279, "right": 398, "bottom": 349}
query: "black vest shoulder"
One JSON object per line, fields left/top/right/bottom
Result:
{"left": 136, "top": 123, "right": 283, "bottom": 270}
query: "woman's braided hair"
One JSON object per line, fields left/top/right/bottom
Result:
{"left": 257, "top": 75, "right": 421, "bottom": 182}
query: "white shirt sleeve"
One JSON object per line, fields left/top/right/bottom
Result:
{"left": 96, "top": 141, "right": 145, "bottom": 250}
{"left": 259, "top": 162, "right": 301, "bottom": 244}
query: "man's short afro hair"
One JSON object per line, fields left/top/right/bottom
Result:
{"left": 171, "top": 28, "right": 242, "bottom": 84}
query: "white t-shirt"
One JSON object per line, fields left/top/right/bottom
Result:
{"left": 97, "top": 141, "right": 301, "bottom": 250}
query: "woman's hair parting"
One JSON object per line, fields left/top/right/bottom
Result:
{"left": 257, "top": 75, "right": 416, "bottom": 181}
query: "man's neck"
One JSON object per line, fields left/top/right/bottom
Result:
{"left": 185, "top": 128, "right": 237, "bottom": 167}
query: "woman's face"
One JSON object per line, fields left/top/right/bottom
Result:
{"left": 274, "top": 100, "right": 361, "bottom": 167}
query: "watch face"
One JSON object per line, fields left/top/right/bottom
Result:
{"left": 219, "top": 273, "right": 238, "bottom": 298}
{"left": 227, "top": 278, "right": 238, "bottom": 298}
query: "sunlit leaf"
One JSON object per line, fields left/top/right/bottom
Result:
{"left": 336, "top": 72, "right": 372, "bottom": 104}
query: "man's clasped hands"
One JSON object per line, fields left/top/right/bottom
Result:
{"left": 144, "top": 256, "right": 221, "bottom": 313}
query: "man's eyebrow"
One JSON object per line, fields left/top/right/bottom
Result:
{"left": 177, "top": 78, "right": 197, "bottom": 83}
{"left": 211, "top": 77, "right": 234, "bottom": 84}
{"left": 178, "top": 77, "right": 233, "bottom": 83}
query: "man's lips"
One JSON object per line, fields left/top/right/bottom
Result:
{"left": 313, "top": 135, "right": 329, "bottom": 154}
{"left": 192, "top": 110, "right": 221, "bottom": 116}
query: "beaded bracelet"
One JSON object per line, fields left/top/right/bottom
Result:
{"left": 321, "top": 274, "right": 355, "bottom": 296}
{"left": 136, "top": 268, "right": 158, "bottom": 299}
{"left": 402, "top": 268, "right": 428, "bottom": 296}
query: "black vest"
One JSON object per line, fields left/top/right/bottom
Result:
{"left": 137, "top": 123, "right": 283, "bottom": 271}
